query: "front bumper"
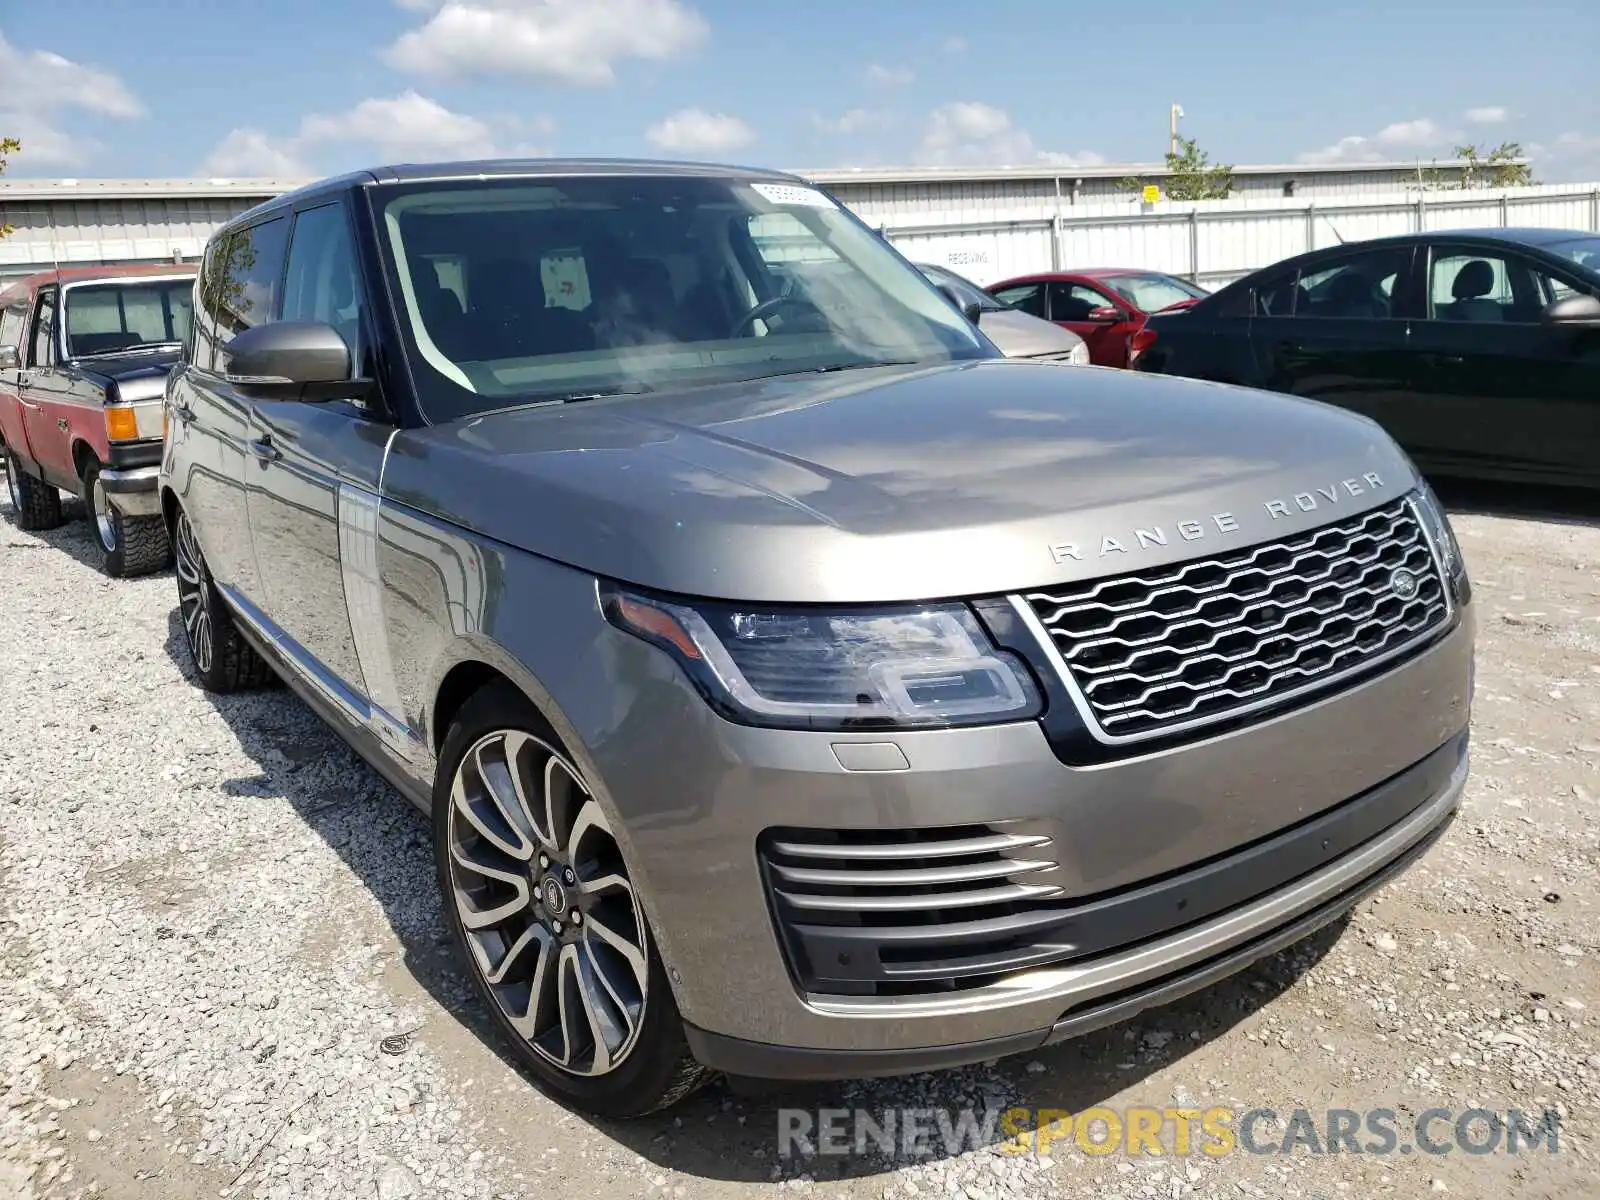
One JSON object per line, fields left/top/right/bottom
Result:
{"left": 581, "top": 597, "right": 1473, "bottom": 1075}
{"left": 98, "top": 465, "right": 161, "bottom": 518}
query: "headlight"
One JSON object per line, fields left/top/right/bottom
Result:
{"left": 1067, "top": 341, "right": 1090, "bottom": 365}
{"left": 1412, "top": 480, "right": 1469, "bottom": 599}
{"left": 602, "top": 587, "right": 1043, "bottom": 731}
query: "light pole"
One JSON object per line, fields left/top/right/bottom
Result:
{"left": 1170, "top": 104, "right": 1185, "bottom": 156}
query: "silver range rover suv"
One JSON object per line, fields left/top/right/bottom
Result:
{"left": 160, "top": 160, "right": 1474, "bottom": 1118}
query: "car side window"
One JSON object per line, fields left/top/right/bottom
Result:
{"left": 1294, "top": 247, "right": 1411, "bottom": 320}
{"left": 1426, "top": 249, "right": 1551, "bottom": 324}
{"left": 197, "top": 216, "right": 290, "bottom": 373}
{"left": 281, "top": 202, "right": 364, "bottom": 374}
{"left": 991, "top": 284, "right": 1044, "bottom": 318}
{"left": 1047, "top": 282, "right": 1117, "bottom": 321}
{"left": 29, "top": 289, "right": 58, "bottom": 368}
{"left": 1252, "top": 271, "right": 1301, "bottom": 317}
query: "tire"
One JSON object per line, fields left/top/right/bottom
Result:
{"left": 82, "top": 459, "right": 172, "bottom": 578}
{"left": 434, "top": 681, "right": 711, "bottom": 1118}
{"left": 4, "top": 448, "right": 64, "bottom": 531}
{"left": 171, "top": 506, "right": 275, "bottom": 692}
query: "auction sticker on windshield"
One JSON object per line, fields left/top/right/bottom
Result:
{"left": 750, "top": 182, "right": 837, "bottom": 209}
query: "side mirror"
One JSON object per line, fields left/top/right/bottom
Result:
{"left": 221, "top": 320, "right": 372, "bottom": 402}
{"left": 1541, "top": 293, "right": 1600, "bottom": 327}
{"left": 0, "top": 345, "right": 17, "bottom": 371}
{"left": 936, "top": 283, "right": 982, "bottom": 325}
{"left": 1086, "top": 306, "right": 1125, "bottom": 322}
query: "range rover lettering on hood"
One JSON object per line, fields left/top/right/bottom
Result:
{"left": 1048, "top": 471, "right": 1387, "bottom": 565}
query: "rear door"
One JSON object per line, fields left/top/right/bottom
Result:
{"left": 1402, "top": 242, "right": 1600, "bottom": 482}
{"left": 1046, "top": 280, "right": 1138, "bottom": 366}
{"left": 1245, "top": 244, "right": 1420, "bottom": 435}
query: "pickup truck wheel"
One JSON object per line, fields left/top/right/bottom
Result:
{"left": 436, "top": 683, "right": 711, "bottom": 1118}
{"left": 172, "top": 509, "right": 275, "bottom": 692}
{"left": 83, "top": 461, "right": 171, "bottom": 578}
{"left": 4, "top": 448, "right": 64, "bottom": 532}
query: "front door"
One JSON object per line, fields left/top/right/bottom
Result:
{"left": 243, "top": 199, "right": 394, "bottom": 726}
{"left": 1402, "top": 243, "right": 1600, "bottom": 484}
{"left": 0, "top": 299, "right": 32, "bottom": 459}
{"left": 1046, "top": 280, "right": 1138, "bottom": 366}
{"left": 1245, "top": 243, "right": 1419, "bottom": 437}
{"left": 19, "top": 286, "right": 75, "bottom": 486}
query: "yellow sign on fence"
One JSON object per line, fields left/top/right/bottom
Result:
{"left": 1142, "top": 184, "right": 1161, "bottom": 204}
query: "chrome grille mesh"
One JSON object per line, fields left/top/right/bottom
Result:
{"left": 1023, "top": 498, "right": 1450, "bottom": 740}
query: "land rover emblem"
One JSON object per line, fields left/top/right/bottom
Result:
{"left": 1389, "top": 568, "right": 1419, "bottom": 600}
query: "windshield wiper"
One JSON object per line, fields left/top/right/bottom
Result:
{"left": 74, "top": 341, "right": 181, "bottom": 360}
{"left": 759, "top": 359, "right": 926, "bottom": 382}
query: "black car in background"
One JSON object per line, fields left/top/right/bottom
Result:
{"left": 1134, "top": 228, "right": 1600, "bottom": 489}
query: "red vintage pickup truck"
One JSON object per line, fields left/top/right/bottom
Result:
{"left": 1, "top": 264, "right": 196, "bottom": 576}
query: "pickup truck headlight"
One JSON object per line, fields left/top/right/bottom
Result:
{"left": 1413, "top": 480, "right": 1469, "bottom": 601}
{"left": 602, "top": 587, "right": 1042, "bottom": 730}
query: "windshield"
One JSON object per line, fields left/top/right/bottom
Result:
{"left": 1096, "top": 273, "right": 1208, "bottom": 312}
{"left": 64, "top": 278, "right": 194, "bottom": 358}
{"left": 1547, "top": 236, "right": 1600, "bottom": 277}
{"left": 376, "top": 176, "right": 993, "bottom": 422}
{"left": 916, "top": 263, "right": 1007, "bottom": 312}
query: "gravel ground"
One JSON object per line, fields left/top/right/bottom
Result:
{"left": 2, "top": 477, "right": 1598, "bottom": 1200}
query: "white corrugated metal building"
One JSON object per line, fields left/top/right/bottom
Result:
{"left": 2, "top": 159, "right": 1593, "bottom": 292}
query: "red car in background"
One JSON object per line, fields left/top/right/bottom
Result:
{"left": 985, "top": 269, "right": 1208, "bottom": 368}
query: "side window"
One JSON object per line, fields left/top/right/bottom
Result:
{"left": 1427, "top": 249, "right": 1548, "bottom": 324}
{"left": 0, "top": 303, "right": 25, "bottom": 354}
{"left": 281, "top": 202, "right": 364, "bottom": 373}
{"left": 1048, "top": 282, "right": 1117, "bottom": 322}
{"left": 1295, "top": 246, "right": 1411, "bottom": 320}
{"left": 1253, "top": 270, "right": 1301, "bottom": 317}
{"left": 29, "top": 289, "right": 58, "bottom": 367}
{"left": 991, "top": 283, "right": 1043, "bottom": 317}
{"left": 203, "top": 216, "right": 290, "bottom": 370}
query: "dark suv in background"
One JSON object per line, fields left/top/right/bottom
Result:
{"left": 1133, "top": 228, "right": 1600, "bottom": 489}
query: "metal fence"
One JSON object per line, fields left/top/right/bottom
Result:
{"left": 874, "top": 182, "right": 1600, "bottom": 289}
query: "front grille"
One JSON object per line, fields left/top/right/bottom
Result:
{"left": 760, "top": 824, "right": 1071, "bottom": 996}
{"left": 1023, "top": 497, "right": 1450, "bottom": 741}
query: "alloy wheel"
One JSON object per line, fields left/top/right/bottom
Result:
{"left": 173, "top": 513, "right": 213, "bottom": 676}
{"left": 91, "top": 475, "right": 118, "bottom": 552}
{"left": 446, "top": 730, "right": 649, "bottom": 1077}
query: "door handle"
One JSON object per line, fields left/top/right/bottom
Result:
{"left": 247, "top": 435, "right": 281, "bottom": 464}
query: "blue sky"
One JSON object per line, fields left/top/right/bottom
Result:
{"left": 2, "top": 0, "right": 1597, "bottom": 182}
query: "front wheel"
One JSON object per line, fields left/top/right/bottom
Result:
{"left": 435, "top": 682, "right": 711, "bottom": 1117}
{"left": 83, "top": 460, "right": 171, "bottom": 578}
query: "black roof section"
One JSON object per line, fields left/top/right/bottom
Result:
{"left": 222, "top": 157, "right": 807, "bottom": 230}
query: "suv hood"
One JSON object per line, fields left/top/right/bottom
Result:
{"left": 977, "top": 309, "right": 1086, "bottom": 359}
{"left": 385, "top": 359, "right": 1419, "bottom": 604}
{"left": 69, "top": 350, "right": 182, "bottom": 400}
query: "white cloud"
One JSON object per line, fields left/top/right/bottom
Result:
{"left": 199, "top": 129, "right": 311, "bottom": 178}
{"left": 941, "top": 36, "right": 968, "bottom": 55}
{"left": 383, "top": 0, "right": 709, "bottom": 86}
{"left": 198, "top": 91, "right": 529, "bottom": 178}
{"left": 1466, "top": 106, "right": 1507, "bottom": 124}
{"left": 644, "top": 108, "right": 755, "bottom": 155}
{"left": 812, "top": 108, "right": 896, "bottom": 136}
{"left": 0, "top": 31, "right": 143, "bottom": 171}
{"left": 1297, "top": 117, "right": 1453, "bottom": 164}
{"left": 863, "top": 62, "right": 914, "bottom": 88}
{"left": 915, "top": 102, "right": 1100, "bottom": 168}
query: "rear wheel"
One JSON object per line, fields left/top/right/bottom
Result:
{"left": 172, "top": 508, "right": 274, "bottom": 692}
{"left": 435, "top": 682, "right": 711, "bottom": 1117}
{"left": 83, "top": 460, "right": 171, "bottom": 578}
{"left": 4, "top": 448, "right": 64, "bottom": 531}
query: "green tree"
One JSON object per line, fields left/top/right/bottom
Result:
{"left": 1422, "top": 141, "right": 1536, "bottom": 190}
{"left": 0, "top": 136, "right": 18, "bottom": 239}
{"left": 1120, "top": 135, "right": 1235, "bottom": 202}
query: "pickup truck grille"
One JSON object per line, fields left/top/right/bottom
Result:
{"left": 1023, "top": 497, "right": 1450, "bottom": 741}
